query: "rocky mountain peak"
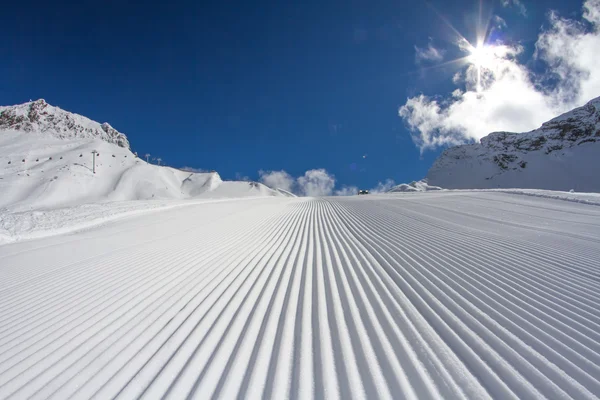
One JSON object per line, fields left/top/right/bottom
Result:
{"left": 0, "top": 99, "right": 130, "bottom": 149}
{"left": 426, "top": 96, "right": 600, "bottom": 192}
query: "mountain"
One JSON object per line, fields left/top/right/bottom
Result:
{"left": 388, "top": 179, "right": 442, "bottom": 192}
{"left": 0, "top": 99, "right": 130, "bottom": 149}
{"left": 0, "top": 100, "right": 287, "bottom": 212}
{"left": 427, "top": 97, "right": 600, "bottom": 192}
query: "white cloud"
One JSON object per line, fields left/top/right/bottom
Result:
{"left": 501, "top": 0, "right": 527, "bottom": 16}
{"left": 297, "top": 169, "right": 336, "bottom": 196}
{"left": 335, "top": 186, "right": 359, "bottom": 196}
{"left": 371, "top": 179, "right": 396, "bottom": 193}
{"left": 585, "top": 0, "right": 600, "bottom": 23}
{"left": 260, "top": 169, "right": 397, "bottom": 197}
{"left": 400, "top": 0, "right": 600, "bottom": 152}
{"left": 535, "top": 0, "right": 600, "bottom": 106}
{"left": 259, "top": 168, "right": 337, "bottom": 196}
{"left": 492, "top": 15, "right": 507, "bottom": 29}
{"left": 415, "top": 42, "right": 444, "bottom": 63}
{"left": 235, "top": 172, "right": 250, "bottom": 181}
{"left": 258, "top": 170, "right": 295, "bottom": 193}
{"left": 452, "top": 71, "right": 463, "bottom": 84}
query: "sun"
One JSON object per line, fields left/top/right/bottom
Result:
{"left": 468, "top": 43, "right": 496, "bottom": 68}
{"left": 466, "top": 41, "right": 499, "bottom": 92}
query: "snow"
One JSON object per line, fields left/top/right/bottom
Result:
{"left": 0, "top": 191, "right": 599, "bottom": 398}
{"left": 0, "top": 99, "right": 291, "bottom": 245}
{"left": 0, "top": 131, "right": 283, "bottom": 212}
{"left": 473, "top": 188, "right": 600, "bottom": 206}
{"left": 388, "top": 179, "right": 443, "bottom": 192}
{"left": 0, "top": 197, "right": 279, "bottom": 245}
{"left": 427, "top": 96, "right": 600, "bottom": 192}
{"left": 1, "top": 99, "right": 599, "bottom": 398}
{"left": 0, "top": 99, "right": 286, "bottom": 213}
{"left": 0, "top": 99, "right": 129, "bottom": 148}
{"left": 386, "top": 187, "right": 600, "bottom": 207}
{"left": 274, "top": 187, "right": 297, "bottom": 197}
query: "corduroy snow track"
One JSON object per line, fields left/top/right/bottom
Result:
{"left": 0, "top": 191, "right": 599, "bottom": 399}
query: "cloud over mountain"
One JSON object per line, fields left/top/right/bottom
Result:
{"left": 400, "top": 0, "right": 600, "bottom": 152}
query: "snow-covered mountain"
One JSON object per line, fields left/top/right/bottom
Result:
{"left": 388, "top": 179, "right": 443, "bottom": 192}
{"left": 427, "top": 97, "right": 600, "bottom": 192}
{"left": 0, "top": 100, "right": 287, "bottom": 212}
{"left": 0, "top": 99, "right": 130, "bottom": 148}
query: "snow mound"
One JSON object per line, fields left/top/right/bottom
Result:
{"left": 388, "top": 179, "right": 443, "bottom": 192}
{"left": 274, "top": 187, "right": 297, "bottom": 197}
{"left": 0, "top": 130, "right": 284, "bottom": 212}
{"left": 0, "top": 197, "right": 277, "bottom": 245}
{"left": 427, "top": 96, "right": 600, "bottom": 192}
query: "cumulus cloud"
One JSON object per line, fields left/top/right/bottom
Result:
{"left": 415, "top": 42, "right": 444, "bottom": 63}
{"left": 235, "top": 172, "right": 250, "bottom": 181}
{"left": 297, "top": 169, "right": 336, "bottom": 196}
{"left": 535, "top": 0, "right": 600, "bottom": 105}
{"left": 335, "top": 186, "right": 359, "bottom": 196}
{"left": 501, "top": 0, "right": 527, "bottom": 16}
{"left": 370, "top": 179, "right": 396, "bottom": 193}
{"left": 400, "top": 0, "right": 600, "bottom": 152}
{"left": 259, "top": 169, "right": 398, "bottom": 197}
{"left": 258, "top": 170, "right": 295, "bottom": 193}
{"left": 259, "top": 168, "right": 337, "bottom": 196}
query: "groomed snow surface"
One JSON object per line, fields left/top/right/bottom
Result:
{"left": 1, "top": 192, "right": 600, "bottom": 399}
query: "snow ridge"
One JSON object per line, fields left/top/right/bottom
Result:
{"left": 427, "top": 96, "right": 600, "bottom": 192}
{"left": 388, "top": 179, "right": 443, "bottom": 193}
{"left": 0, "top": 100, "right": 286, "bottom": 212}
{"left": 0, "top": 99, "right": 129, "bottom": 148}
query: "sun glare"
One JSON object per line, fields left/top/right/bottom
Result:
{"left": 468, "top": 43, "right": 495, "bottom": 68}
{"left": 466, "top": 41, "right": 498, "bottom": 92}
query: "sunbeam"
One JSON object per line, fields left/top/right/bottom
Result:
{"left": 416, "top": 0, "right": 500, "bottom": 91}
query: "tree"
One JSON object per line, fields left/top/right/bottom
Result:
{"left": 157, "top": 157, "right": 162, "bottom": 166}
{"left": 145, "top": 153, "right": 150, "bottom": 163}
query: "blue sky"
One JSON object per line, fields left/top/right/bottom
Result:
{"left": 1, "top": 0, "right": 595, "bottom": 193}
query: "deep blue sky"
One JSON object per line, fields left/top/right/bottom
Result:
{"left": 0, "top": 0, "right": 579, "bottom": 188}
